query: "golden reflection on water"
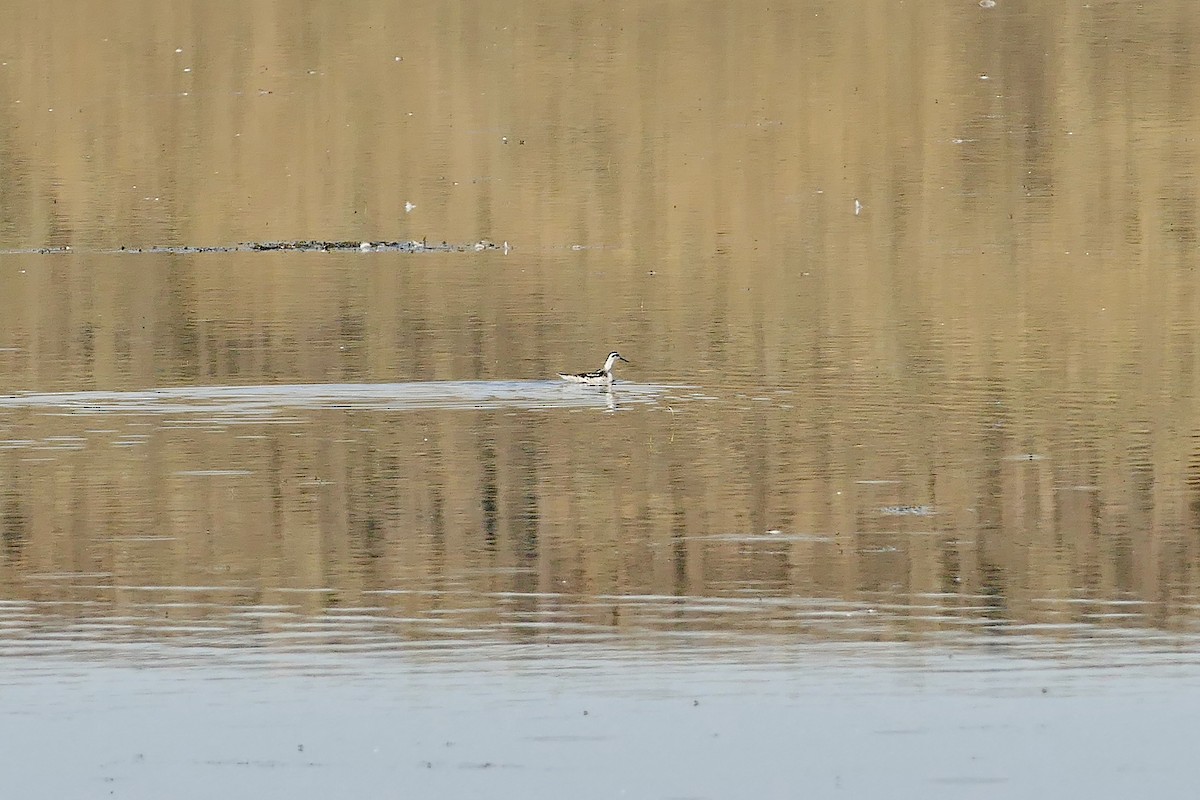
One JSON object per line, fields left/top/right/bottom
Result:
{"left": 1, "top": 1, "right": 1200, "bottom": 659}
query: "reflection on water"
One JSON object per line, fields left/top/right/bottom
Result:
{"left": 3, "top": 0, "right": 1200, "bottom": 795}
{"left": 2, "top": 247, "right": 1200, "bottom": 702}
{"left": 0, "top": 338, "right": 1197, "bottom": 660}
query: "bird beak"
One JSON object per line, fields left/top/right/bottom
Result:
{"left": 618, "top": 355, "right": 630, "bottom": 363}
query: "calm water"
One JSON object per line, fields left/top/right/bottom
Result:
{"left": 3, "top": 1, "right": 1200, "bottom": 797}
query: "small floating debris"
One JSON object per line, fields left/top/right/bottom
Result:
{"left": 877, "top": 505, "right": 936, "bottom": 517}
{"left": 17, "top": 246, "right": 72, "bottom": 254}
{"left": 1004, "top": 453, "right": 1047, "bottom": 462}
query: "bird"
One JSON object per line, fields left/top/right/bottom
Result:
{"left": 557, "top": 351, "right": 630, "bottom": 386}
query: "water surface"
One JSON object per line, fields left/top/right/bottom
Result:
{"left": 2, "top": 1, "right": 1200, "bottom": 797}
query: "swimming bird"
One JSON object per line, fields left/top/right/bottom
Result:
{"left": 557, "top": 351, "right": 630, "bottom": 386}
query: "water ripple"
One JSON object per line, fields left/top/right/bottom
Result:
{"left": 0, "top": 380, "right": 689, "bottom": 420}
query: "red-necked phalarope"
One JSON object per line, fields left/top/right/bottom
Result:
{"left": 557, "top": 351, "right": 630, "bottom": 386}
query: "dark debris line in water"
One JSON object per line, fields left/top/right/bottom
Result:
{"left": 0, "top": 239, "right": 507, "bottom": 255}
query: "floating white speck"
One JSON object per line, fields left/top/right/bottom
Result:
{"left": 175, "top": 48, "right": 183, "bottom": 53}
{"left": 980, "top": 74, "right": 990, "bottom": 80}
{"left": 980, "top": 0, "right": 996, "bottom": 6}
{"left": 503, "top": 241, "right": 510, "bottom": 254}
{"left": 404, "top": 201, "right": 416, "bottom": 213}
{"left": 854, "top": 199, "right": 863, "bottom": 215}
